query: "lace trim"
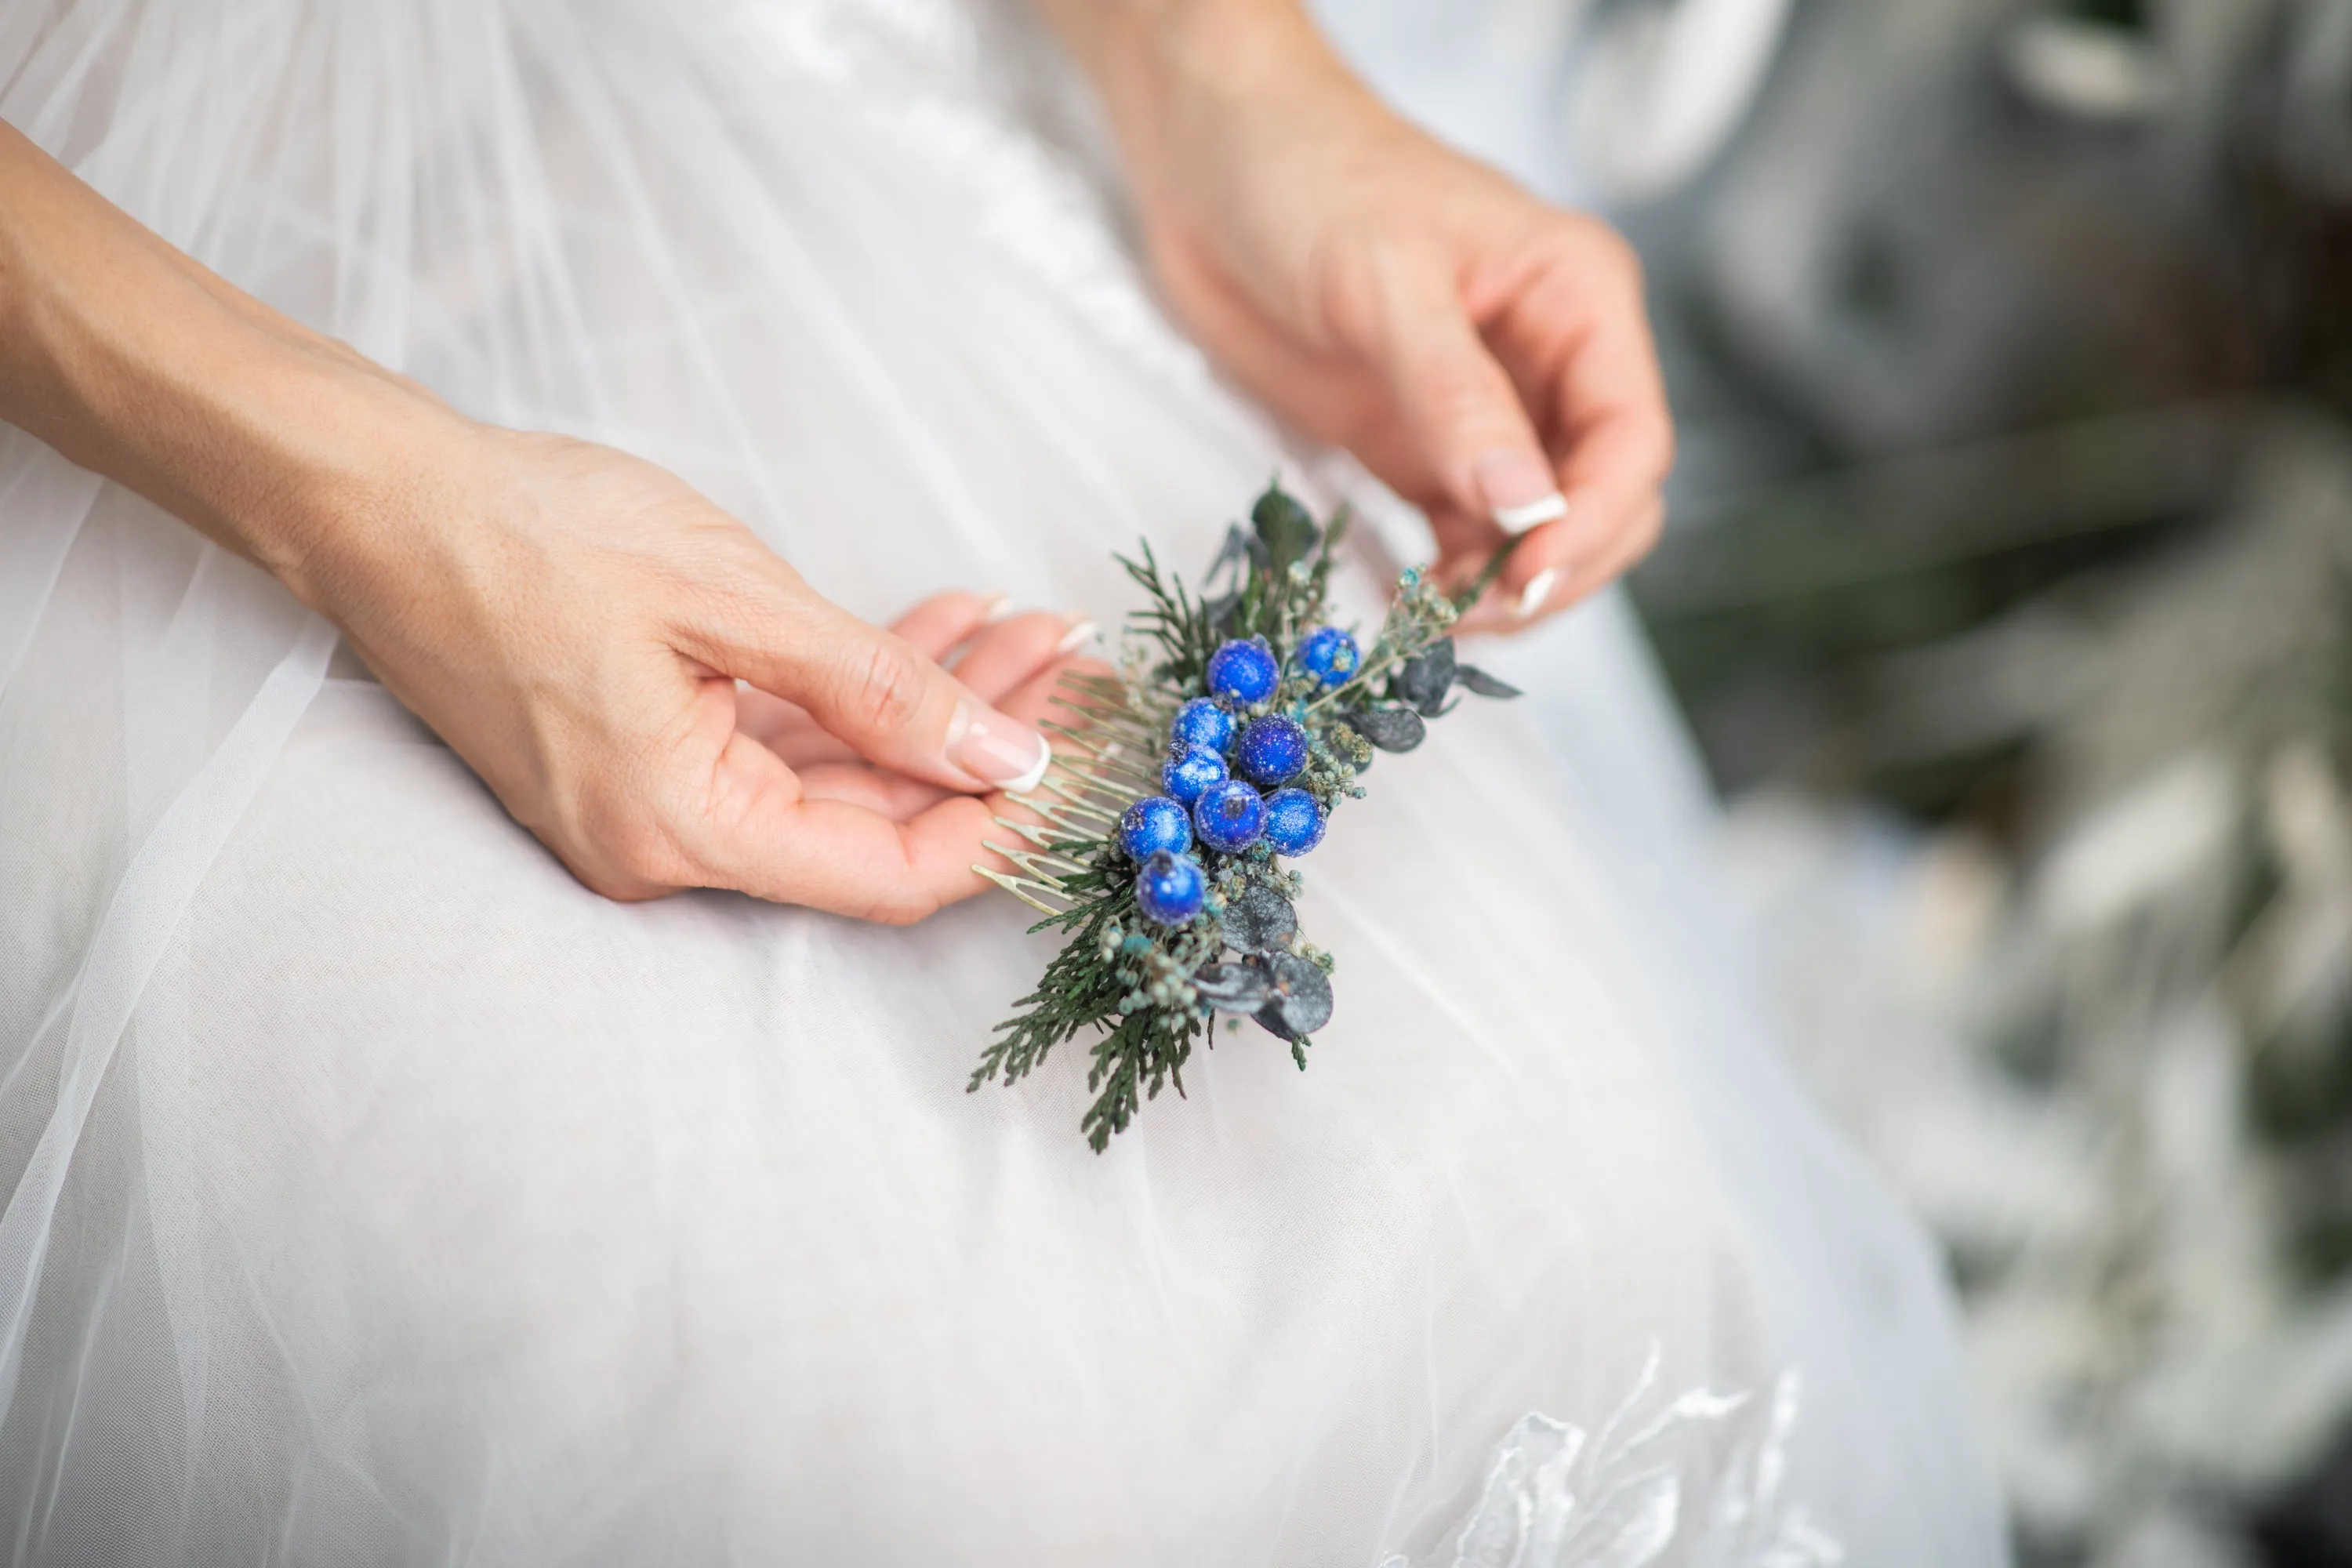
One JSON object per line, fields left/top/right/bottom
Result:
{"left": 1385, "top": 1347, "right": 1844, "bottom": 1568}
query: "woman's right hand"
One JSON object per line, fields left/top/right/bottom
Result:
{"left": 289, "top": 423, "right": 1074, "bottom": 922}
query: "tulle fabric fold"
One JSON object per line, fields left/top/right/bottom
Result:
{"left": 0, "top": 2, "right": 2005, "bottom": 1562}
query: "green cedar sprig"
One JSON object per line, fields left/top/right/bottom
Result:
{"left": 970, "top": 483, "right": 1521, "bottom": 1149}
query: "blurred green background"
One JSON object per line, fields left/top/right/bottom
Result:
{"left": 1321, "top": 2, "right": 2352, "bottom": 1562}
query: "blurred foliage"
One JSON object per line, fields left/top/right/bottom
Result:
{"left": 1613, "top": 0, "right": 2352, "bottom": 1562}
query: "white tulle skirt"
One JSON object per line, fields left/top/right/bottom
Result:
{"left": 0, "top": 2, "right": 2006, "bottom": 1562}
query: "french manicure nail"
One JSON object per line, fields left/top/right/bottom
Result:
{"left": 951, "top": 704, "right": 1051, "bottom": 792}
{"left": 980, "top": 592, "right": 1014, "bottom": 624}
{"left": 1495, "top": 494, "right": 1569, "bottom": 534}
{"left": 1054, "top": 618, "right": 1098, "bottom": 655}
{"left": 1473, "top": 451, "right": 1569, "bottom": 535}
{"left": 1516, "top": 567, "right": 1560, "bottom": 619}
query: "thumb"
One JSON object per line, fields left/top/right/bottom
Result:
{"left": 1363, "top": 261, "right": 1566, "bottom": 536}
{"left": 699, "top": 580, "right": 1052, "bottom": 796}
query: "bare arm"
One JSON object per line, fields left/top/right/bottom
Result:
{"left": 0, "top": 120, "right": 1065, "bottom": 920}
{"left": 0, "top": 119, "right": 457, "bottom": 596}
{"left": 1031, "top": 0, "right": 1674, "bottom": 626}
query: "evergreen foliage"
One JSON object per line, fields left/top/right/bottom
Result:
{"left": 970, "top": 484, "right": 1523, "bottom": 1149}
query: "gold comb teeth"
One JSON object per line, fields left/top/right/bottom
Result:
{"left": 977, "top": 674, "right": 1147, "bottom": 910}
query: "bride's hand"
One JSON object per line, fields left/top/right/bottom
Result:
{"left": 1041, "top": 0, "right": 1672, "bottom": 630}
{"left": 293, "top": 426, "right": 1073, "bottom": 920}
{"left": 2, "top": 121, "right": 1075, "bottom": 922}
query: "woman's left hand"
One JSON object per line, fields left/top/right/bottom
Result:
{"left": 1045, "top": 1, "right": 1673, "bottom": 631}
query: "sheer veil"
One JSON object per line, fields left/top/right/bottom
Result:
{"left": 0, "top": 2, "right": 2005, "bottom": 1562}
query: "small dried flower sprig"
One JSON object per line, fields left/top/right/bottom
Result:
{"left": 971, "top": 485, "right": 1523, "bottom": 1150}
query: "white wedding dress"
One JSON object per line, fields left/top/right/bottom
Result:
{"left": 0, "top": 2, "right": 2008, "bottom": 1563}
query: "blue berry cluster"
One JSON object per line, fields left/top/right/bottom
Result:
{"left": 978, "top": 482, "right": 1537, "bottom": 1149}
{"left": 1125, "top": 634, "right": 1350, "bottom": 924}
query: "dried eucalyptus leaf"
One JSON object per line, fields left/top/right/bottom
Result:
{"left": 1345, "top": 704, "right": 1428, "bottom": 753}
{"left": 1191, "top": 963, "right": 1272, "bottom": 1012}
{"left": 1220, "top": 883, "right": 1298, "bottom": 954}
{"left": 1251, "top": 486, "right": 1319, "bottom": 575}
{"left": 1254, "top": 953, "right": 1334, "bottom": 1040}
{"left": 1453, "top": 664, "right": 1523, "bottom": 699}
{"left": 1392, "top": 638, "right": 1457, "bottom": 714}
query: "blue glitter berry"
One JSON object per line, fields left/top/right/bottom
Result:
{"left": 1162, "top": 745, "right": 1229, "bottom": 804}
{"left": 1169, "top": 697, "right": 1236, "bottom": 754}
{"left": 1297, "top": 626, "right": 1361, "bottom": 688}
{"left": 1205, "top": 638, "right": 1279, "bottom": 704}
{"left": 1134, "top": 851, "right": 1207, "bottom": 926}
{"left": 1262, "top": 787, "right": 1327, "bottom": 855}
{"left": 1235, "top": 716, "right": 1309, "bottom": 785}
{"left": 1117, "top": 795, "right": 1193, "bottom": 860}
{"left": 1193, "top": 779, "right": 1267, "bottom": 853}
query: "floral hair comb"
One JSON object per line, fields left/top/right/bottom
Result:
{"left": 972, "top": 485, "right": 1523, "bottom": 1149}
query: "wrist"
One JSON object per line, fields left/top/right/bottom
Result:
{"left": 13, "top": 258, "right": 468, "bottom": 608}
{"left": 0, "top": 122, "right": 472, "bottom": 612}
{"left": 182, "top": 347, "right": 476, "bottom": 613}
{"left": 1040, "top": 0, "right": 1362, "bottom": 206}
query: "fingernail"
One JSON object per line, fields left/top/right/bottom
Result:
{"left": 1515, "top": 567, "right": 1559, "bottom": 619}
{"left": 951, "top": 702, "right": 1051, "bottom": 792}
{"left": 1474, "top": 451, "right": 1569, "bottom": 535}
{"left": 980, "top": 592, "right": 1014, "bottom": 624}
{"left": 1054, "top": 618, "right": 1098, "bottom": 655}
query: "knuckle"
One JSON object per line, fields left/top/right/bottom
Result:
{"left": 1642, "top": 420, "right": 1678, "bottom": 485}
{"left": 1584, "top": 224, "right": 1644, "bottom": 291}
{"left": 1624, "top": 506, "right": 1667, "bottom": 564}
{"left": 1418, "top": 361, "right": 1497, "bottom": 429}
{"left": 1318, "top": 234, "right": 1428, "bottom": 351}
{"left": 1316, "top": 270, "right": 1388, "bottom": 363}
{"left": 1310, "top": 227, "right": 1386, "bottom": 302}
{"left": 841, "top": 639, "right": 929, "bottom": 736}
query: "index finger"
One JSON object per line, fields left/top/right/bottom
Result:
{"left": 1479, "top": 242, "right": 1674, "bottom": 614}
{"left": 1548, "top": 281, "right": 1672, "bottom": 532}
